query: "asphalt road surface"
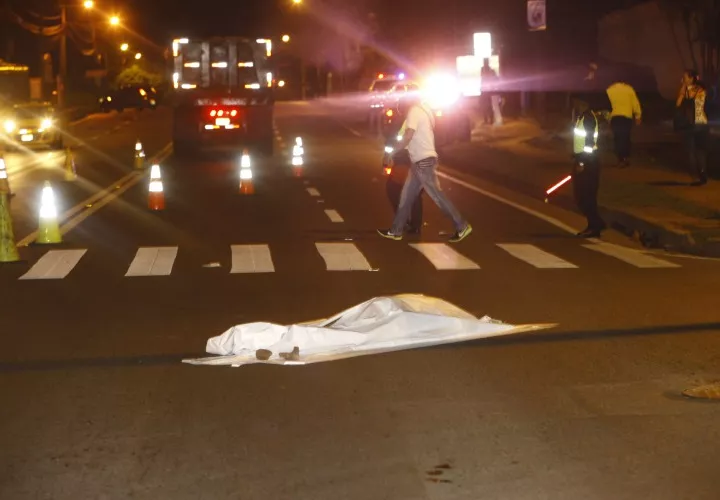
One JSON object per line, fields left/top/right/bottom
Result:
{"left": 2, "top": 101, "right": 719, "bottom": 500}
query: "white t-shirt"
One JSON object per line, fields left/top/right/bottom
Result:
{"left": 403, "top": 103, "right": 437, "bottom": 164}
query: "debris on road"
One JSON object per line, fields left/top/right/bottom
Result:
{"left": 183, "top": 294, "right": 553, "bottom": 367}
{"left": 682, "top": 381, "right": 720, "bottom": 400}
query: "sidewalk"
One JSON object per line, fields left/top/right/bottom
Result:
{"left": 467, "top": 118, "right": 720, "bottom": 256}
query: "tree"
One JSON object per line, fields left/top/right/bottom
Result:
{"left": 115, "top": 64, "right": 161, "bottom": 89}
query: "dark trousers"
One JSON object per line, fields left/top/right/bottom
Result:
{"left": 573, "top": 156, "right": 605, "bottom": 231}
{"left": 386, "top": 176, "right": 423, "bottom": 230}
{"left": 610, "top": 116, "right": 633, "bottom": 162}
{"left": 684, "top": 127, "right": 709, "bottom": 180}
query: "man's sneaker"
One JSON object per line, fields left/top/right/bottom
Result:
{"left": 448, "top": 224, "right": 472, "bottom": 243}
{"left": 377, "top": 229, "right": 402, "bottom": 241}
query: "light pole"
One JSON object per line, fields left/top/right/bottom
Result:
{"left": 58, "top": 1, "right": 101, "bottom": 108}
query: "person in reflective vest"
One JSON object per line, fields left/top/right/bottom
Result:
{"left": 572, "top": 98, "right": 606, "bottom": 238}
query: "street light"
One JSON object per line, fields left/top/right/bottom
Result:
{"left": 135, "top": 53, "right": 142, "bottom": 60}
{"left": 282, "top": 34, "right": 290, "bottom": 43}
{"left": 109, "top": 15, "right": 120, "bottom": 26}
{"left": 120, "top": 43, "right": 129, "bottom": 52}
{"left": 293, "top": 0, "right": 302, "bottom": 4}
{"left": 83, "top": 1, "right": 94, "bottom": 9}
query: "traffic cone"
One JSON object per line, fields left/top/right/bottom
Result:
{"left": 239, "top": 149, "right": 254, "bottom": 194}
{"left": 0, "top": 192, "right": 20, "bottom": 262}
{"left": 148, "top": 164, "right": 165, "bottom": 210}
{"left": 0, "top": 155, "right": 11, "bottom": 195}
{"left": 291, "top": 137, "right": 304, "bottom": 176}
{"left": 63, "top": 147, "right": 77, "bottom": 181}
{"left": 134, "top": 140, "right": 146, "bottom": 169}
{"left": 36, "top": 181, "right": 62, "bottom": 244}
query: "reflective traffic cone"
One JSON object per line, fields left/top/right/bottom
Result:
{"left": 63, "top": 147, "right": 77, "bottom": 181}
{"left": 36, "top": 181, "right": 61, "bottom": 244}
{"left": 134, "top": 140, "right": 146, "bottom": 169}
{"left": 148, "top": 164, "right": 165, "bottom": 210}
{"left": 0, "top": 192, "right": 20, "bottom": 262}
{"left": 239, "top": 149, "right": 254, "bottom": 194}
{"left": 0, "top": 155, "right": 11, "bottom": 195}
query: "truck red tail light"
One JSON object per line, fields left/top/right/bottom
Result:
{"left": 208, "top": 107, "right": 240, "bottom": 118}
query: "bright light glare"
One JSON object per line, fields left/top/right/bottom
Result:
{"left": 282, "top": 34, "right": 290, "bottom": 43}
{"left": 120, "top": 43, "right": 129, "bottom": 51}
{"left": 278, "top": 80, "right": 286, "bottom": 87}
{"left": 41, "top": 118, "right": 52, "bottom": 130}
{"left": 109, "top": 15, "right": 120, "bottom": 26}
{"left": 292, "top": 156, "right": 304, "bottom": 166}
{"left": 83, "top": 1, "right": 94, "bottom": 9}
{"left": 384, "top": 146, "right": 394, "bottom": 153}
{"left": 423, "top": 73, "right": 461, "bottom": 109}
{"left": 241, "top": 155, "right": 251, "bottom": 168}
{"left": 39, "top": 184, "right": 57, "bottom": 219}
{"left": 135, "top": 53, "right": 142, "bottom": 60}
{"left": 240, "top": 168, "right": 253, "bottom": 179}
{"left": 3, "top": 120, "right": 15, "bottom": 133}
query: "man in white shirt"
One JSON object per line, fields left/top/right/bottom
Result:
{"left": 606, "top": 80, "right": 642, "bottom": 167}
{"left": 378, "top": 93, "right": 472, "bottom": 243}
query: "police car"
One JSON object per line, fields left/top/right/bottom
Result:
{"left": 380, "top": 73, "right": 471, "bottom": 146}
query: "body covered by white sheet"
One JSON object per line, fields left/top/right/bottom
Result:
{"left": 183, "top": 294, "right": 552, "bottom": 367}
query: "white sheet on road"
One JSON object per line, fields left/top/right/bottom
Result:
{"left": 183, "top": 294, "right": 553, "bottom": 367}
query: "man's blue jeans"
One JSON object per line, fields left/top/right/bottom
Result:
{"left": 390, "top": 157, "right": 467, "bottom": 235}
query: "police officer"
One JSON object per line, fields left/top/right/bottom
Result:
{"left": 572, "top": 95, "right": 607, "bottom": 238}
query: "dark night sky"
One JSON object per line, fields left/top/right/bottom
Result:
{"left": 2, "top": 0, "right": 650, "bottom": 72}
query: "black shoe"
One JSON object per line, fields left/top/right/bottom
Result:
{"left": 577, "top": 229, "right": 601, "bottom": 238}
{"left": 448, "top": 224, "right": 472, "bottom": 243}
{"left": 377, "top": 229, "right": 402, "bottom": 241}
{"left": 405, "top": 225, "right": 421, "bottom": 235}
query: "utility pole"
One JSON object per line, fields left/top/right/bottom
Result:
{"left": 58, "top": 4, "right": 67, "bottom": 108}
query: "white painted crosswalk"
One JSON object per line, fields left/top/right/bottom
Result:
{"left": 497, "top": 243, "right": 577, "bottom": 269}
{"left": 230, "top": 244, "right": 275, "bottom": 273}
{"left": 126, "top": 247, "right": 178, "bottom": 277}
{"left": 19, "top": 250, "right": 87, "bottom": 280}
{"left": 8, "top": 242, "right": 684, "bottom": 281}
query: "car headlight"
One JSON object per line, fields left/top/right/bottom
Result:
{"left": 3, "top": 120, "right": 15, "bottom": 133}
{"left": 41, "top": 118, "right": 53, "bottom": 130}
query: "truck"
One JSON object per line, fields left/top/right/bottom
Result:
{"left": 170, "top": 37, "right": 275, "bottom": 156}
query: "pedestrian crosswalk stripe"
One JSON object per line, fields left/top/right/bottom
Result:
{"left": 230, "top": 244, "right": 275, "bottom": 273}
{"left": 307, "top": 187, "right": 320, "bottom": 197}
{"left": 409, "top": 243, "right": 480, "bottom": 270}
{"left": 324, "top": 209, "right": 344, "bottom": 223}
{"left": 497, "top": 243, "right": 577, "bottom": 269}
{"left": 583, "top": 242, "right": 681, "bottom": 268}
{"left": 125, "top": 247, "right": 178, "bottom": 277}
{"left": 19, "top": 249, "right": 87, "bottom": 280}
{"left": 315, "top": 242, "right": 372, "bottom": 271}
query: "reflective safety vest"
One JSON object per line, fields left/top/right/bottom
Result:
{"left": 573, "top": 112, "right": 599, "bottom": 155}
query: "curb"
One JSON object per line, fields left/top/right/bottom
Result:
{"left": 600, "top": 206, "right": 720, "bottom": 257}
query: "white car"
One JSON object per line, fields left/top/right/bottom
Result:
{"left": 1, "top": 102, "right": 63, "bottom": 150}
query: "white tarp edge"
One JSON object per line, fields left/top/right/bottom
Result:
{"left": 182, "top": 294, "right": 554, "bottom": 367}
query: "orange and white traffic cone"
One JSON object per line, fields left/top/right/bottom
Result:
{"left": 239, "top": 149, "right": 254, "bottom": 194}
{"left": 134, "top": 140, "right": 146, "bottom": 169}
{"left": 0, "top": 155, "right": 11, "bottom": 195}
{"left": 63, "top": 147, "right": 77, "bottom": 181}
{"left": 148, "top": 164, "right": 165, "bottom": 210}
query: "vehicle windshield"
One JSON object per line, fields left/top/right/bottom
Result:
{"left": 12, "top": 106, "right": 53, "bottom": 120}
{"left": 371, "top": 80, "right": 395, "bottom": 92}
